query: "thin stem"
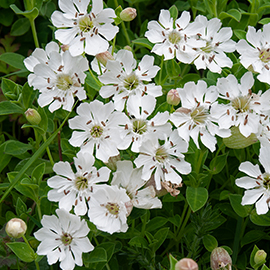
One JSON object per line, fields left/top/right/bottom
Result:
{"left": 121, "top": 21, "right": 131, "bottom": 46}
{"left": 177, "top": 207, "right": 192, "bottom": 241}
{"left": 158, "top": 55, "right": 164, "bottom": 85}
{"left": 111, "top": 35, "right": 116, "bottom": 55}
{"left": 29, "top": 19, "right": 39, "bottom": 48}
{"left": 36, "top": 200, "right": 42, "bottom": 221}
{"left": 42, "top": 134, "right": 54, "bottom": 166}
{"left": 22, "top": 235, "right": 40, "bottom": 270}
{"left": 88, "top": 67, "right": 102, "bottom": 87}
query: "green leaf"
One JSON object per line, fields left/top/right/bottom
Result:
{"left": 85, "top": 71, "right": 102, "bottom": 91}
{"left": 21, "top": 82, "right": 37, "bottom": 110}
{"left": 165, "top": 59, "right": 181, "bottom": 79}
{"left": 132, "top": 37, "right": 154, "bottom": 50}
{"left": 259, "top": 18, "right": 270, "bottom": 25}
{"left": 209, "top": 152, "right": 228, "bottom": 175}
{"left": 0, "top": 143, "right": 12, "bottom": 173}
{"left": 233, "top": 29, "right": 246, "bottom": 40}
{"left": 250, "top": 209, "right": 270, "bottom": 226}
{"left": 219, "top": 9, "right": 241, "bottom": 22}
{"left": 10, "top": 4, "right": 39, "bottom": 20}
{"left": 115, "top": 5, "right": 123, "bottom": 17}
{"left": 6, "top": 242, "right": 35, "bottom": 263}
{"left": 0, "top": 8, "right": 14, "bottom": 26}
{"left": 16, "top": 197, "right": 27, "bottom": 217}
{"left": 261, "top": 265, "right": 270, "bottom": 270}
{"left": 146, "top": 217, "right": 168, "bottom": 232}
{"left": 250, "top": 245, "right": 260, "bottom": 269}
{"left": 241, "top": 230, "right": 269, "bottom": 247}
{"left": 128, "top": 236, "right": 149, "bottom": 249}
{"left": 11, "top": 18, "right": 31, "bottom": 36}
{"left": 0, "top": 53, "right": 26, "bottom": 70}
{"left": 1, "top": 78, "right": 21, "bottom": 100}
{"left": 169, "top": 254, "right": 178, "bottom": 270}
{"left": 229, "top": 194, "right": 252, "bottom": 217}
{"left": 84, "top": 247, "right": 107, "bottom": 264}
{"left": 97, "top": 242, "right": 115, "bottom": 262}
{"left": 31, "top": 163, "right": 45, "bottom": 185}
{"left": 0, "top": 0, "right": 15, "bottom": 8}
{"left": 186, "top": 186, "right": 208, "bottom": 212}
{"left": 149, "top": 227, "right": 169, "bottom": 252}
{"left": 4, "top": 140, "right": 32, "bottom": 155}
{"left": 202, "top": 234, "right": 218, "bottom": 252}
{"left": 169, "top": 5, "right": 178, "bottom": 20}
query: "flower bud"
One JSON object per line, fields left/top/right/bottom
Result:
{"left": 254, "top": 250, "right": 267, "bottom": 265}
{"left": 167, "top": 89, "right": 180, "bottom": 106}
{"left": 95, "top": 51, "right": 114, "bottom": 67}
{"left": 175, "top": 258, "right": 198, "bottom": 270}
{"left": 5, "top": 218, "right": 27, "bottom": 238}
{"left": 223, "top": 126, "right": 258, "bottom": 149}
{"left": 25, "top": 108, "right": 41, "bottom": 125}
{"left": 124, "top": 45, "right": 132, "bottom": 51}
{"left": 120, "top": 7, "right": 137, "bottom": 22}
{"left": 210, "top": 247, "right": 232, "bottom": 270}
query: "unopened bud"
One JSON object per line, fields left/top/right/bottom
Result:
{"left": 223, "top": 126, "right": 258, "bottom": 149}
{"left": 6, "top": 218, "right": 27, "bottom": 238}
{"left": 210, "top": 247, "right": 232, "bottom": 270}
{"left": 254, "top": 250, "right": 267, "bottom": 265}
{"left": 167, "top": 89, "right": 180, "bottom": 106}
{"left": 175, "top": 258, "right": 198, "bottom": 270}
{"left": 124, "top": 45, "right": 132, "bottom": 51}
{"left": 61, "top": 44, "right": 69, "bottom": 52}
{"left": 25, "top": 108, "right": 41, "bottom": 125}
{"left": 120, "top": 7, "right": 137, "bottom": 22}
{"left": 95, "top": 51, "right": 114, "bottom": 67}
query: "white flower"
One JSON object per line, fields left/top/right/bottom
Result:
{"left": 68, "top": 100, "right": 129, "bottom": 162}
{"left": 51, "top": 0, "right": 118, "bottom": 56}
{"left": 145, "top": 10, "right": 202, "bottom": 62}
{"left": 98, "top": 49, "right": 162, "bottom": 111}
{"left": 24, "top": 41, "right": 59, "bottom": 86}
{"left": 237, "top": 24, "right": 270, "bottom": 84}
{"left": 235, "top": 146, "right": 270, "bottom": 215}
{"left": 170, "top": 80, "right": 230, "bottom": 152}
{"left": 118, "top": 95, "right": 171, "bottom": 152}
{"left": 212, "top": 72, "right": 261, "bottom": 138}
{"left": 111, "top": 160, "right": 162, "bottom": 209}
{"left": 47, "top": 152, "right": 110, "bottom": 216}
{"left": 27, "top": 45, "right": 88, "bottom": 112}
{"left": 88, "top": 184, "right": 130, "bottom": 234}
{"left": 34, "top": 208, "right": 94, "bottom": 270}
{"left": 134, "top": 130, "right": 191, "bottom": 190}
{"left": 193, "top": 15, "right": 236, "bottom": 73}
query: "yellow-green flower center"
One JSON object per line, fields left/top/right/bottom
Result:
{"left": 168, "top": 30, "right": 181, "bottom": 44}
{"left": 123, "top": 73, "right": 139, "bottom": 90}
{"left": 259, "top": 48, "right": 270, "bottom": 63}
{"left": 155, "top": 146, "right": 168, "bottom": 163}
{"left": 90, "top": 125, "right": 103, "bottom": 138}
{"left": 231, "top": 95, "right": 251, "bottom": 113}
{"left": 133, "top": 119, "right": 147, "bottom": 135}
{"left": 78, "top": 16, "right": 94, "bottom": 32}
{"left": 201, "top": 41, "right": 213, "bottom": 54}
{"left": 56, "top": 74, "right": 73, "bottom": 91}
{"left": 263, "top": 172, "right": 270, "bottom": 189}
{"left": 105, "top": 202, "right": 120, "bottom": 215}
{"left": 190, "top": 106, "right": 208, "bottom": 125}
{"left": 61, "top": 232, "right": 73, "bottom": 246}
{"left": 75, "top": 176, "right": 88, "bottom": 191}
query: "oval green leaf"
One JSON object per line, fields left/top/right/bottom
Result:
{"left": 186, "top": 186, "right": 208, "bottom": 212}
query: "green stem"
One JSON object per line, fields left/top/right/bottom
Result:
{"left": 177, "top": 207, "right": 192, "bottom": 241}
{"left": 36, "top": 200, "right": 42, "bottom": 221}
{"left": 29, "top": 19, "right": 39, "bottom": 48}
{"left": 121, "top": 21, "right": 131, "bottom": 46}
{"left": 159, "top": 55, "right": 164, "bottom": 85}
{"left": 22, "top": 235, "right": 40, "bottom": 270}
{"left": 232, "top": 217, "right": 244, "bottom": 264}
{"left": 111, "top": 35, "right": 116, "bottom": 55}
{"left": 88, "top": 67, "right": 102, "bottom": 87}
{"left": 42, "top": 134, "right": 54, "bottom": 166}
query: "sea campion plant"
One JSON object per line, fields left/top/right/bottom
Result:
{"left": 2, "top": 0, "right": 270, "bottom": 270}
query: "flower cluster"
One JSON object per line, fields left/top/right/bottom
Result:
{"left": 21, "top": 1, "right": 270, "bottom": 269}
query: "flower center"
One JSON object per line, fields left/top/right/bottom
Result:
{"left": 133, "top": 119, "right": 147, "bottom": 135}
{"left": 168, "top": 30, "right": 181, "bottom": 44}
{"left": 56, "top": 74, "right": 73, "bottom": 91}
{"left": 259, "top": 48, "right": 270, "bottom": 63}
{"left": 90, "top": 125, "right": 103, "bottom": 138}
{"left": 155, "top": 146, "right": 168, "bottom": 163}
{"left": 105, "top": 202, "right": 120, "bottom": 216}
{"left": 61, "top": 232, "right": 73, "bottom": 246}
{"left": 263, "top": 172, "right": 270, "bottom": 189}
{"left": 78, "top": 16, "right": 94, "bottom": 32}
{"left": 231, "top": 95, "right": 251, "bottom": 113}
{"left": 75, "top": 176, "right": 88, "bottom": 191}
{"left": 201, "top": 41, "right": 213, "bottom": 54}
{"left": 190, "top": 106, "right": 208, "bottom": 125}
{"left": 123, "top": 72, "right": 139, "bottom": 90}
